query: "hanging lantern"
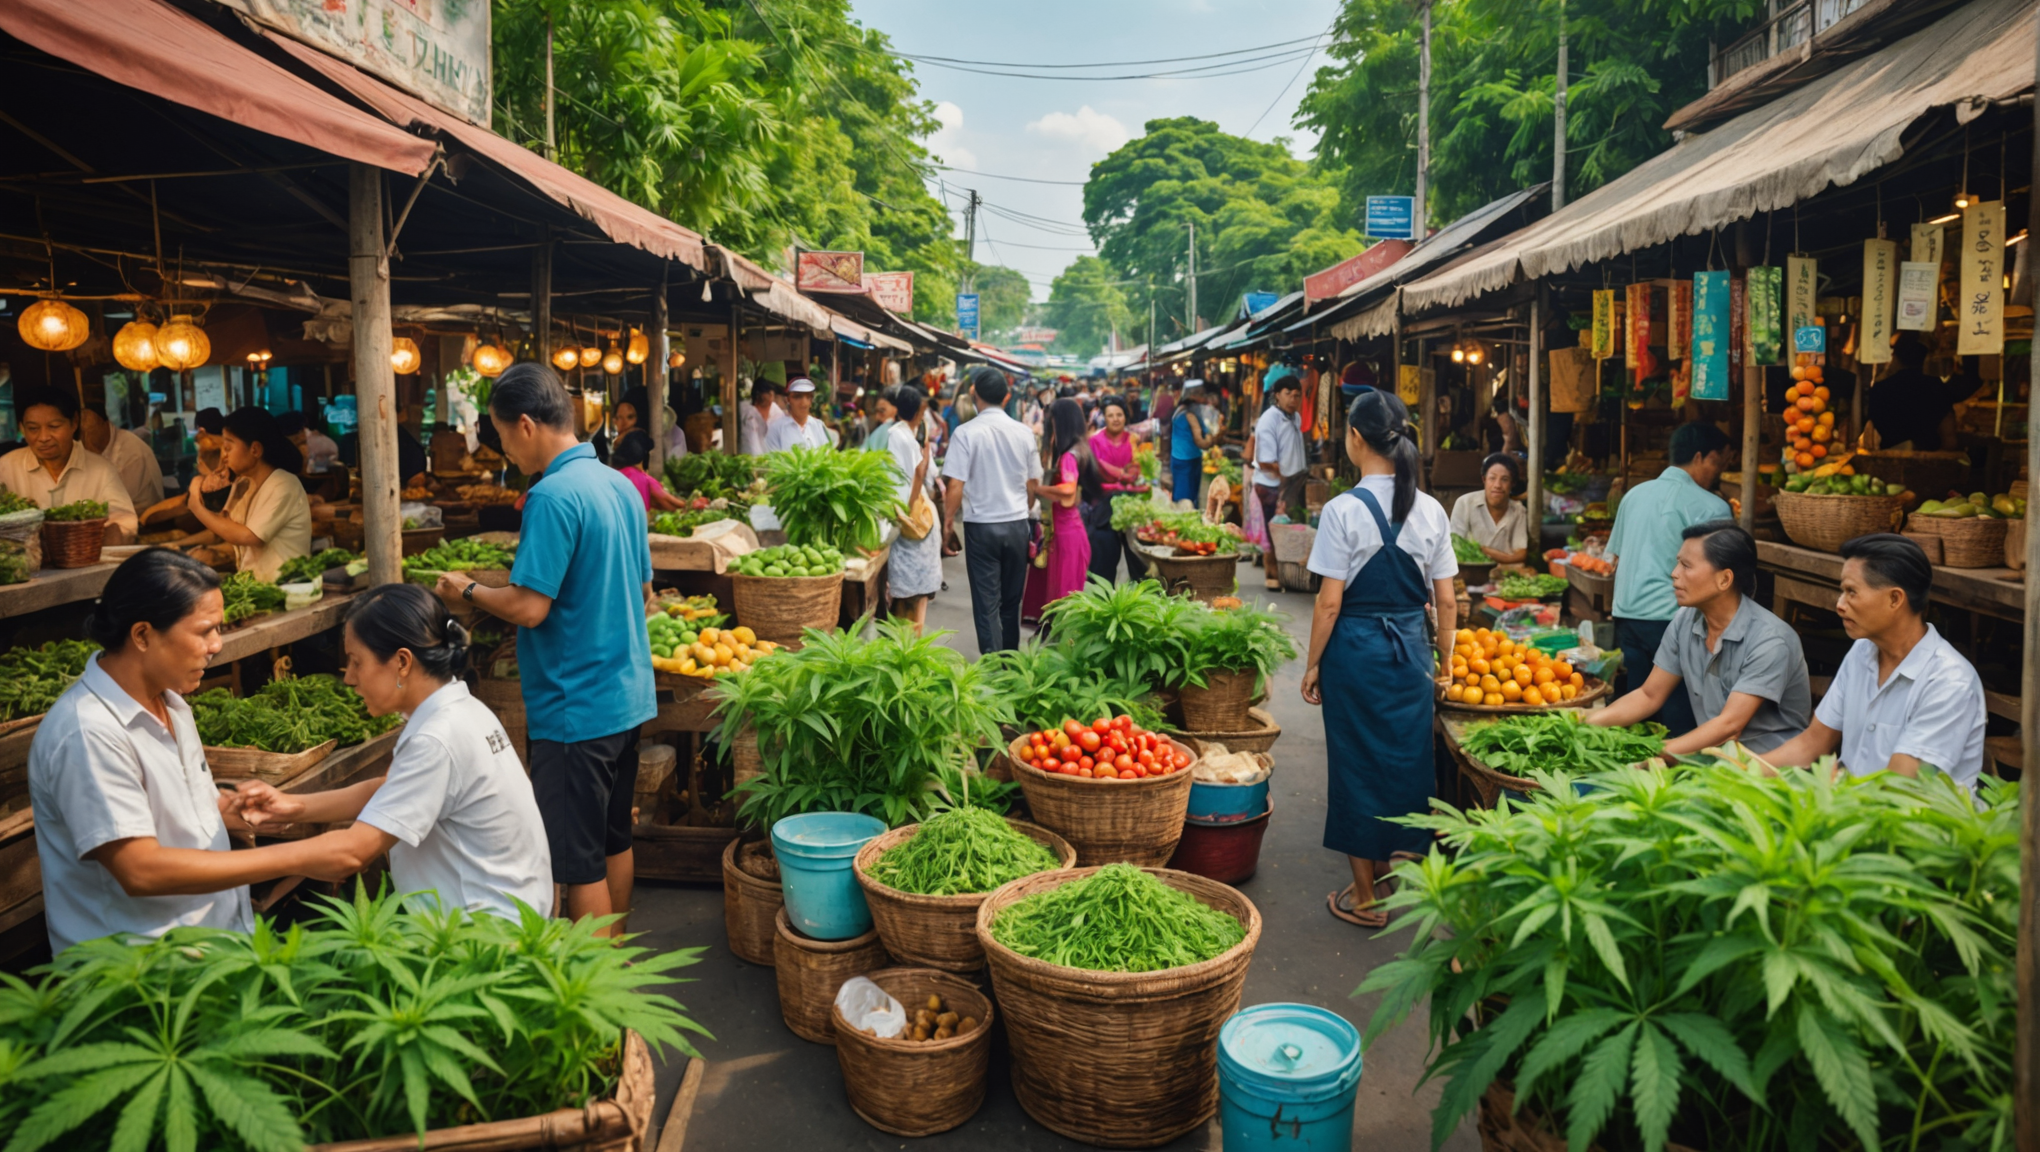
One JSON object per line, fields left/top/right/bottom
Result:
{"left": 625, "top": 328, "right": 649, "bottom": 365}
{"left": 112, "top": 319, "right": 160, "bottom": 371}
{"left": 155, "top": 313, "right": 211, "bottom": 371}
{"left": 668, "top": 349, "right": 686, "bottom": 369}
{"left": 390, "top": 337, "right": 422, "bottom": 375}
{"left": 473, "top": 341, "right": 512, "bottom": 377}
{"left": 18, "top": 298, "right": 90, "bottom": 352}
{"left": 601, "top": 344, "right": 625, "bottom": 376}
{"left": 578, "top": 344, "right": 602, "bottom": 369}
{"left": 551, "top": 343, "right": 580, "bottom": 372}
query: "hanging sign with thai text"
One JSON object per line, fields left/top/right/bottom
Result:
{"left": 1591, "top": 290, "right": 1617, "bottom": 360}
{"left": 1911, "top": 222, "right": 1944, "bottom": 267}
{"left": 1691, "top": 270, "right": 1730, "bottom": 401}
{"left": 1859, "top": 239, "right": 1898, "bottom": 364}
{"left": 1958, "top": 200, "right": 2006, "bottom": 356}
{"left": 1896, "top": 263, "right": 1938, "bottom": 331}
{"left": 1786, "top": 256, "right": 1819, "bottom": 342}
{"left": 1746, "top": 266, "right": 1782, "bottom": 365}
{"left": 1666, "top": 279, "right": 1692, "bottom": 360}
{"left": 1625, "top": 283, "right": 1655, "bottom": 380}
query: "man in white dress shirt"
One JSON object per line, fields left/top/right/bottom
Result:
{"left": 765, "top": 378, "right": 833, "bottom": 452}
{"left": 0, "top": 385, "right": 138, "bottom": 542}
{"left": 941, "top": 367, "right": 1041, "bottom": 654}
{"left": 80, "top": 402, "right": 164, "bottom": 509}
{"left": 740, "top": 379, "right": 783, "bottom": 456}
{"left": 1252, "top": 374, "right": 1307, "bottom": 590}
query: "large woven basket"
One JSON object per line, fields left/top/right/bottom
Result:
{"left": 1176, "top": 705, "right": 1283, "bottom": 755}
{"left": 773, "top": 908, "right": 889, "bottom": 1044}
{"left": 975, "top": 867, "right": 1262, "bottom": 1148}
{"left": 832, "top": 968, "right": 995, "bottom": 1137}
{"left": 205, "top": 739, "right": 337, "bottom": 785}
{"left": 1009, "top": 735, "right": 1196, "bottom": 866}
{"left": 730, "top": 571, "right": 844, "bottom": 645}
{"left": 1177, "top": 668, "right": 1258, "bottom": 732}
{"left": 40, "top": 517, "right": 105, "bottom": 568}
{"left": 1145, "top": 549, "right": 1238, "bottom": 604}
{"left": 1772, "top": 490, "right": 1903, "bottom": 552}
{"left": 721, "top": 836, "right": 783, "bottom": 966}
{"left": 853, "top": 818, "right": 1076, "bottom": 972}
{"left": 726, "top": 726, "right": 766, "bottom": 789}
{"left": 1910, "top": 514, "right": 2009, "bottom": 569}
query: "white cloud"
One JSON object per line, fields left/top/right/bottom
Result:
{"left": 1025, "top": 106, "right": 1129, "bottom": 155}
{"left": 928, "top": 101, "right": 976, "bottom": 170}
{"left": 931, "top": 101, "right": 964, "bottom": 131}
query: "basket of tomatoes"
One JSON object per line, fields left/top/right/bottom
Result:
{"left": 1439, "top": 627, "right": 1606, "bottom": 712}
{"left": 1008, "top": 717, "right": 1199, "bottom": 867}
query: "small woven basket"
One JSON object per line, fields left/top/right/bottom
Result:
{"left": 1912, "top": 514, "right": 2009, "bottom": 569}
{"left": 832, "top": 968, "right": 995, "bottom": 1137}
{"left": 773, "top": 909, "right": 889, "bottom": 1044}
{"left": 721, "top": 837, "right": 783, "bottom": 966}
{"left": 1009, "top": 735, "right": 1196, "bottom": 866}
{"left": 854, "top": 819, "right": 1076, "bottom": 972}
{"left": 730, "top": 571, "right": 844, "bottom": 645}
{"left": 1772, "top": 490, "right": 1903, "bottom": 552}
{"left": 1174, "top": 705, "right": 1283, "bottom": 755}
{"left": 40, "top": 517, "right": 105, "bottom": 569}
{"left": 1146, "top": 549, "right": 1238, "bottom": 604}
{"left": 1177, "top": 668, "right": 1258, "bottom": 732}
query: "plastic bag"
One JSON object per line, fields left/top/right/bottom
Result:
{"left": 834, "top": 976, "right": 905, "bottom": 1039}
{"left": 399, "top": 501, "right": 442, "bottom": 529}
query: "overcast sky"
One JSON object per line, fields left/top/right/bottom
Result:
{"left": 848, "top": 0, "right": 1341, "bottom": 302}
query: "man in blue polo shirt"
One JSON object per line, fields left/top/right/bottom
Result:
{"left": 437, "top": 362, "right": 655, "bottom": 935}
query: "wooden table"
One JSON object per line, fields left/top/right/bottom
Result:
{"left": 0, "top": 562, "right": 117, "bottom": 619}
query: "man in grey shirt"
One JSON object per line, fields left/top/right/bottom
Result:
{"left": 1587, "top": 520, "right": 1809, "bottom": 755}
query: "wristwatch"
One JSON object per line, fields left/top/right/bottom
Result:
{"left": 462, "top": 581, "right": 479, "bottom": 603}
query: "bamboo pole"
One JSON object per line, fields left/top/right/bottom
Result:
{"left": 1740, "top": 362, "right": 1761, "bottom": 532}
{"left": 348, "top": 163, "right": 400, "bottom": 586}
{"left": 649, "top": 279, "right": 668, "bottom": 473}
{"left": 721, "top": 298, "right": 740, "bottom": 455}
{"left": 1527, "top": 289, "right": 1544, "bottom": 543}
{"left": 2016, "top": 30, "right": 2040, "bottom": 1148}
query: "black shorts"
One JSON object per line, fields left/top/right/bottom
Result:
{"left": 529, "top": 726, "right": 641, "bottom": 885}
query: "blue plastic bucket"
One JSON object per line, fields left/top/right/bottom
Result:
{"left": 770, "top": 812, "right": 887, "bottom": 940}
{"left": 1218, "top": 1003, "right": 1363, "bottom": 1151}
{"left": 1188, "top": 776, "right": 1271, "bottom": 821}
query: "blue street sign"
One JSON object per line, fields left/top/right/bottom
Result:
{"left": 1364, "top": 196, "right": 1418, "bottom": 240}
{"left": 956, "top": 292, "right": 980, "bottom": 339}
{"left": 1793, "top": 325, "right": 1827, "bottom": 354}
{"left": 1243, "top": 291, "right": 1280, "bottom": 317}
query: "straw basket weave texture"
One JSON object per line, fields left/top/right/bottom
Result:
{"left": 727, "top": 726, "right": 766, "bottom": 789}
{"left": 40, "top": 517, "right": 105, "bottom": 568}
{"left": 853, "top": 819, "right": 1076, "bottom": 971}
{"left": 773, "top": 908, "right": 889, "bottom": 1044}
{"left": 204, "top": 739, "right": 337, "bottom": 785}
{"left": 721, "top": 837, "right": 782, "bottom": 966}
{"left": 1176, "top": 705, "right": 1282, "bottom": 755}
{"left": 730, "top": 571, "right": 844, "bottom": 645}
{"left": 1912, "top": 514, "right": 2009, "bottom": 569}
{"left": 1009, "top": 735, "right": 1196, "bottom": 866}
{"left": 832, "top": 968, "right": 995, "bottom": 1137}
{"left": 1145, "top": 549, "right": 1238, "bottom": 604}
{"left": 1176, "top": 668, "right": 1258, "bottom": 732}
{"left": 974, "top": 867, "right": 1262, "bottom": 1148}
{"left": 1772, "top": 491, "right": 1903, "bottom": 552}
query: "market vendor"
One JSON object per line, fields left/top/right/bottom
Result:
{"left": 1253, "top": 374, "right": 1308, "bottom": 591}
{"left": 0, "top": 385, "right": 137, "bottom": 542}
{"left": 1087, "top": 394, "right": 1149, "bottom": 584}
{"left": 80, "top": 399, "right": 164, "bottom": 510}
{"left": 1761, "top": 534, "right": 1986, "bottom": 788}
{"left": 1303, "top": 390, "right": 1457, "bottom": 930}
{"left": 280, "top": 409, "right": 341, "bottom": 474}
{"left": 611, "top": 429, "right": 686, "bottom": 513}
{"left": 1602, "top": 421, "right": 1732, "bottom": 733}
{"left": 740, "top": 379, "right": 783, "bottom": 456}
{"left": 766, "top": 377, "right": 833, "bottom": 452}
{"left": 181, "top": 407, "right": 311, "bottom": 582}
{"left": 232, "top": 584, "right": 554, "bottom": 919}
{"left": 1587, "top": 521, "right": 1810, "bottom": 755}
{"left": 1447, "top": 453, "right": 1529, "bottom": 564}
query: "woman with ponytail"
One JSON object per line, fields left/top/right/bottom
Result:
{"left": 1302, "top": 390, "right": 1459, "bottom": 928}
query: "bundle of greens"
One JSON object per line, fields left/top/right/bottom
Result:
{"left": 870, "top": 807, "right": 1063, "bottom": 896}
{"left": 219, "top": 571, "right": 286, "bottom": 625}
{"left": 403, "top": 538, "right": 515, "bottom": 573}
{"left": 1109, "top": 492, "right": 1163, "bottom": 532}
{"left": 649, "top": 508, "right": 733, "bottom": 537}
{"left": 0, "top": 887, "right": 706, "bottom": 1149}
{"left": 1457, "top": 711, "right": 1662, "bottom": 776}
{"left": 0, "top": 489, "right": 36, "bottom": 516}
{"left": 0, "top": 539, "right": 29, "bottom": 585}
{"left": 0, "top": 639, "right": 98, "bottom": 721}
{"left": 665, "top": 450, "right": 756, "bottom": 497}
{"left": 990, "top": 863, "right": 1246, "bottom": 973}
{"left": 1177, "top": 600, "right": 1297, "bottom": 690}
{"left": 762, "top": 446, "right": 901, "bottom": 553}
{"left": 1494, "top": 572, "right": 1568, "bottom": 599}
{"left": 979, "top": 640, "right": 1170, "bottom": 734}
{"left": 277, "top": 547, "right": 358, "bottom": 585}
{"left": 190, "top": 674, "right": 400, "bottom": 752}
{"left": 1451, "top": 533, "right": 1488, "bottom": 564}
{"left": 44, "top": 499, "right": 106, "bottom": 522}
{"left": 1039, "top": 578, "right": 1201, "bottom": 692}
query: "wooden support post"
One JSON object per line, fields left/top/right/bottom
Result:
{"left": 649, "top": 280, "right": 669, "bottom": 473}
{"left": 348, "top": 163, "right": 401, "bottom": 587}
{"left": 531, "top": 228, "right": 552, "bottom": 364}
{"left": 2016, "top": 37, "right": 2040, "bottom": 1149}
{"left": 1741, "top": 364, "right": 1762, "bottom": 532}
{"left": 721, "top": 300, "right": 740, "bottom": 455}
{"left": 1526, "top": 289, "right": 1544, "bottom": 543}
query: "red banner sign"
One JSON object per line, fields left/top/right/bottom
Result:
{"left": 1626, "top": 282, "right": 1656, "bottom": 381}
{"left": 1303, "top": 239, "right": 1413, "bottom": 303}
{"left": 865, "top": 270, "right": 914, "bottom": 313}
{"left": 1667, "top": 280, "right": 1692, "bottom": 360}
{"left": 796, "top": 250, "right": 865, "bottom": 293}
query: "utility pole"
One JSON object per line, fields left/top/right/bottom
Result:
{"left": 1553, "top": 0, "right": 1568, "bottom": 211}
{"left": 544, "top": 17, "right": 556, "bottom": 160}
{"left": 1186, "top": 220, "right": 1198, "bottom": 333}
{"left": 961, "top": 190, "right": 981, "bottom": 290}
{"left": 1416, "top": 0, "right": 1432, "bottom": 232}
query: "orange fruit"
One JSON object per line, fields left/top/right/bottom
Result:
{"left": 1481, "top": 674, "right": 1502, "bottom": 691}
{"left": 1484, "top": 692, "right": 1505, "bottom": 707}
{"left": 1553, "top": 661, "right": 1573, "bottom": 679}
{"left": 1795, "top": 416, "right": 1816, "bottom": 434}
{"left": 1795, "top": 452, "right": 1815, "bottom": 468}
{"left": 1464, "top": 673, "right": 1481, "bottom": 688}
{"left": 1818, "top": 411, "right": 1835, "bottom": 426}
{"left": 1522, "top": 686, "right": 1544, "bottom": 706}
{"left": 1533, "top": 666, "right": 1555, "bottom": 685}
{"left": 1810, "top": 444, "right": 1827, "bottom": 458}
{"left": 1570, "top": 672, "right": 1585, "bottom": 687}
{"left": 1514, "top": 665, "right": 1534, "bottom": 686}
{"left": 1796, "top": 396, "right": 1817, "bottom": 412}
{"left": 1471, "top": 658, "right": 1490, "bottom": 676}
{"left": 1561, "top": 683, "right": 1578, "bottom": 701}
{"left": 1501, "top": 680, "right": 1523, "bottom": 700}
{"left": 1456, "top": 628, "right": 1475, "bottom": 643}
{"left": 1807, "top": 366, "right": 1824, "bottom": 383}
{"left": 1811, "top": 424, "right": 1831, "bottom": 443}
{"left": 1814, "top": 386, "right": 1830, "bottom": 401}
{"left": 1790, "top": 365, "right": 1808, "bottom": 381}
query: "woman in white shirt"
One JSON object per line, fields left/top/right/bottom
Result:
{"left": 878, "top": 386, "right": 941, "bottom": 630}
{"left": 1447, "top": 453, "right": 1530, "bottom": 564}
{"left": 1301, "top": 390, "right": 1458, "bottom": 929}
{"left": 184, "top": 407, "right": 311, "bottom": 581}
{"left": 236, "top": 584, "right": 554, "bottom": 919}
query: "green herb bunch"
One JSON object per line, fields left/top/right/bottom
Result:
{"left": 276, "top": 548, "right": 358, "bottom": 586}
{"left": 1495, "top": 573, "right": 1568, "bottom": 599}
{"left": 190, "top": 674, "right": 400, "bottom": 753}
{"left": 404, "top": 539, "right": 515, "bottom": 573}
{"left": 1038, "top": 578, "right": 1201, "bottom": 693}
{"left": 665, "top": 451, "right": 757, "bottom": 497}
{"left": 219, "top": 571, "right": 286, "bottom": 625}
{"left": 1451, "top": 533, "right": 1488, "bottom": 564}
{"left": 650, "top": 508, "right": 732, "bottom": 537}
{"left": 44, "top": 500, "right": 107, "bottom": 522}
{"left": 990, "top": 863, "right": 1247, "bottom": 973}
{"left": 1109, "top": 493, "right": 1164, "bottom": 532}
{"left": 762, "top": 446, "right": 901, "bottom": 553}
{"left": 979, "top": 640, "right": 1171, "bottom": 735}
{"left": 1178, "top": 600, "right": 1297, "bottom": 689}
{"left": 0, "top": 489, "right": 37, "bottom": 516}
{"left": 1458, "top": 711, "right": 1664, "bottom": 777}
{"left": 0, "top": 639, "right": 98, "bottom": 721}
{"left": 870, "top": 807, "right": 1062, "bottom": 897}
{"left": 1361, "top": 759, "right": 2018, "bottom": 1152}
{"left": 0, "top": 886, "right": 708, "bottom": 1150}
{"left": 711, "top": 617, "right": 1013, "bottom": 828}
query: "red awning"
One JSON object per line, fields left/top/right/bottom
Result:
{"left": 0, "top": 0, "right": 437, "bottom": 175}
{"left": 265, "top": 32, "right": 708, "bottom": 272}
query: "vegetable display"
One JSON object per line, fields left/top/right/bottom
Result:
{"left": 0, "top": 539, "right": 30, "bottom": 585}
{"left": 1015, "top": 715, "right": 1191, "bottom": 781}
{"left": 44, "top": 499, "right": 106, "bottom": 522}
{"left": 979, "top": 641, "right": 1170, "bottom": 735}
{"left": 403, "top": 538, "right": 515, "bottom": 573}
{"left": 1457, "top": 711, "right": 1664, "bottom": 776}
{"left": 276, "top": 547, "right": 358, "bottom": 585}
{"left": 0, "top": 489, "right": 37, "bottom": 516}
{"left": 1039, "top": 578, "right": 1201, "bottom": 692}
{"left": 730, "top": 542, "right": 844, "bottom": 578}
{"left": 665, "top": 451, "right": 758, "bottom": 497}
{"left": 1915, "top": 490, "right": 2027, "bottom": 519}
{"left": 896, "top": 992, "right": 979, "bottom": 1044}
{"left": 650, "top": 508, "right": 736, "bottom": 537}
{"left": 1450, "top": 533, "right": 1488, "bottom": 564}
{"left": 0, "top": 639, "right": 98, "bottom": 721}
{"left": 647, "top": 619, "right": 776, "bottom": 678}
{"left": 1445, "top": 627, "right": 1584, "bottom": 706}
{"left": 1109, "top": 492, "right": 1165, "bottom": 532}
{"left": 1177, "top": 600, "right": 1297, "bottom": 690}
{"left": 1784, "top": 468, "right": 1904, "bottom": 497}
{"left": 219, "top": 571, "right": 287, "bottom": 625}
{"left": 762, "top": 446, "right": 901, "bottom": 553}
{"left": 190, "top": 674, "right": 400, "bottom": 752}
{"left": 869, "top": 807, "right": 1062, "bottom": 896}
{"left": 990, "top": 863, "right": 1246, "bottom": 973}
{"left": 1494, "top": 573, "right": 1568, "bottom": 600}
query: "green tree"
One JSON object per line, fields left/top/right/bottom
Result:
{"left": 966, "top": 265, "right": 1032, "bottom": 339}
{"left": 1043, "top": 256, "right": 1133, "bottom": 358}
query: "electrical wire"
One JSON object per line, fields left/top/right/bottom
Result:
{"left": 935, "top": 165, "right": 1088, "bottom": 187}
{"left": 1243, "top": 18, "right": 1333, "bottom": 138}
{"left": 898, "top": 46, "right": 1322, "bottom": 83}
{"left": 893, "top": 35, "right": 1323, "bottom": 70}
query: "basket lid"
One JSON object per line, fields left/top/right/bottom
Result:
{"left": 1218, "top": 1002, "right": 1362, "bottom": 1103}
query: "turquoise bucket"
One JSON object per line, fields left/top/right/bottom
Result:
{"left": 1218, "top": 1003, "right": 1363, "bottom": 1151}
{"left": 771, "top": 812, "right": 887, "bottom": 940}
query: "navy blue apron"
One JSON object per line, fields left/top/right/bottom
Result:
{"left": 1321, "top": 487, "right": 1435, "bottom": 861}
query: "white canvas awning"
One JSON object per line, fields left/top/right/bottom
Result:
{"left": 1400, "top": 0, "right": 2036, "bottom": 316}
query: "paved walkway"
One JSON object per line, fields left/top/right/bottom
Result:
{"left": 631, "top": 550, "right": 1478, "bottom": 1151}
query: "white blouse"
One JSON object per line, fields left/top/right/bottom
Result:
{"left": 1449, "top": 491, "right": 1530, "bottom": 554}
{"left": 1306, "top": 475, "right": 1457, "bottom": 585}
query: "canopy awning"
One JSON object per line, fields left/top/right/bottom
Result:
{"left": 1399, "top": 0, "right": 2036, "bottom": 315}
{"left": 0, "top": 0, "right": 437, "bottom": 175}
{"left": 1307, "top": 184, "right": 1548, "bottom": 342}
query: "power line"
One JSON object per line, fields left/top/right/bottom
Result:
{"left": 935, "top": 165, "right": 1088, "bottom": 187}
{"left": 893, "top": 35, "right": 1323, "bottom": 70}
{"left": 1244, "top": 18, "right": 1334, "bottom": 138}
{"left": 898, "top": 46, "right": 1321, "bottom": 83}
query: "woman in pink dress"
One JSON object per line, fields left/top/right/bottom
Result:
{"left": 1038, "top": 398, "right": 1097, "bottom": 610}
{"left": 1086, "top": 394, "right": 1148, "bottom": 583}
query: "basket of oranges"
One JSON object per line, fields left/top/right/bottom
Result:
{"left": 1439, "top": 627, "right": 1608, "bottom": 712}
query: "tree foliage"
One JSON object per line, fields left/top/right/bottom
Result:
{"left": 967, "top": 265, "right": 1033, "bottom": 339}
{"left": 1043, "top": 256, "right": 1133, "bottom": 358}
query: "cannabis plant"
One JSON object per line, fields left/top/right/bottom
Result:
{"left": 761, "top": 446, "right": 901, "bottom": 553}
{"left": 1361, "top": 757, "right": 2017, "bottom": 1152}
{"left": 1038, "top": 577, "right": 1202, "bottom": 692}
{"left": 1176, "top": 600, "right": 1298, "bottom": 690}
{"left": 979, "top": 640, "right": 1172, "bottom": 734}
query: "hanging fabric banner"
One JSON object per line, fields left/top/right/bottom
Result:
{"left": 1691, "top": 270, "right": 1730, "bottom": 401}
{"left": 1860, "top": 239, "right": 1899, "bottom": 364}
{"left": 1897, "top": 262, "right": 1939, "bottom": 331}
{"left": 1746, "top": 266, "right": 1782, "bottom": 364}
{"left": 1729, "top": 274, "right": 1746, "bottom": 382}
{"left": 1958, "top": 200, "right": 2006, "bottom": 356}
{"left": 1624, "top": 282, "right": 1655, "bottom": 380}
{"left": 1911, "top": 222, "right": 1944, "bottom": 267}
{"left": 1786, "top": 256, "right": 1818, "bottom": 342}
{"left": 1667, "top": 279, "right": 1692, "bottom": 359}
{"left": 1591, "top": 290, "right": 1617, "bottom": 360}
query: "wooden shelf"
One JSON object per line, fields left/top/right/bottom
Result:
{"left": 214, "top": 594, "right": 354, "bottom": 666}
{"left": 1757, "top": 540, "right": 2024, "bottom": 622}
{"left": 0, "top": 563, "right": 117, "bottom": 620}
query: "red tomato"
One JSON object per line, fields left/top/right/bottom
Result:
{"left": 1063, "top": 719, "right": 1087, "bottom": 741}
{"left": 1060, "top": 745, "right": 1081, "bottom": 764}
{"left": 1114, "top": 753, "right": 1134, "bottom": 773}
{"left": 1129, "top": 763, "right": 1148, "bottom": 777}
{"left": 1061, "top": 764, "right": 1080, "bottom": 775}
{"left": 1077, "top": 730, "right": 1102, "bottom": 753}
{"left": 1078, "top": 767, "right": 1094, "bottom": 778}
{"left": 1078, "top": 756, "right": 1094, "bottom": 772}
{"left": 1136, "top": 750, "right": 1156, "bottom": 768}
{"left": 1091, "top": 717, "right": 1111, "bottom": 733}
{"left": 1175, "top": 752, "right": 1191, "bottom": 770}
{"left": 1096, "top": 766, "right": 1117, "bottom": 779}
{"left": 1112, "top": 715, "right": 1132, "bottom": 730}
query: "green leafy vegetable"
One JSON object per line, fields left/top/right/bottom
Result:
{"left": 1495, "top": 573, "right": 1568, "bottom": 599}
{"left": 1109, "top": 492, "right": 1163, "bottom": 531}
{"left": 1451, "top": 533, "right": 1488, "bottom": 564}
{"left": 276, "top": 548, "right": 358, "bottom": 586}
{"left": 190, "top": 674, "right": 400, "bottom": 752}
{"left": 219, "top": 571, "right": 287, "bottom": 625}
{"left": 0, "top": 490, "right": 37, "bottom": 516}
{"left": 0, "top": 639, "right": 98, "bottom": 721}
{"left": 762, "top": 446, "right": 901, "bottom": 553}
{"left": 649, "top": 508, "right": 734, "bottom": 537}
{"left": 403, "top": 539, "right": 515, "bottom": 573}
{"left": 979, "top": 641, "right": 1171, "bottom": 735}
{"left": 991, "top": 863, "right": 1246, "bottom": 973}
{"left": 664, "top": 451, "right": 757, "bottom": 497}
{"left": 870, "top": 807, "right": 1063, "bottom": 896}
{"left": 1457, "top": 711, "right": 1663, "bottom": 777}
{"left": 1039, "top": 578, "right": 1201, "bottom": 693}
{"left": 43, "top": 500, "right": 106, "bottom": 522}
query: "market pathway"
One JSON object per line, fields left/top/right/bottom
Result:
{"left": 629, "top": 552, "right": 1477, "bottom": 1151}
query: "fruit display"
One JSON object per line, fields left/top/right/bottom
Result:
{"left": 1015, "top": 715, "right": 1192, "bottom": 780}
{"left": 1915, "top": 491, "right": 2027, "bottom": 519}
{"left": 658, "top": 593, "right": 725, "bottom": 624}
{"left": 1566, "top": 552, "right": 1613, "bottom": 576}
{"left": 1444, "top": 627, "right": 1584, "bottom": 707}
{"left": 730, "top": 542, "right": 844, "bottom": 578}
{"left": 1779, "top": 361, "right": 1837, "bottom": 472}
{"left": 1782, "top": 459, "right": 1906, "bottom": 497}
{"left": 1133, "top": 509, "right": 1238, "bottom": 555}
{"left": 647, "top": 618, "right": 778, "bottom": 678}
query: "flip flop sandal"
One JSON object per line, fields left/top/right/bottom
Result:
{"left": 1327, "top": 885, "right": 1389, "bottom": 929}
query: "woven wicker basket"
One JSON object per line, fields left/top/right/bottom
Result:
{"left": 727, "top": 726, "right": 767, "bottom": 789}
{"left": 1772, "top": 490, "right": 1903, "bottom": 552}
{"left": 853, "top": 819, "right": 1076, "bottom": 971}
{"left": 1009, "top": 735, "right": 1196, "bottom": 866}
{"left": 773, "top": 908, "right": 889, "bottom": 1044}
{"left": 1900, "top": 530, "right": 1944, "bottom": 564}
{"left": 1913, "top": 514, "right": 2009, "bottom": 569}
{"left": 832, "top": 968, "right": 995, "bottom": 1137}
{"left": 205, "top": 739, "right": 338, "bottom": 785}
{"left": 975, "top": 867, "right": 1262, "bottom": 1148}
{"left": 721, "top": 837, "right": 783, "bottom": 966}
{"left": 730, "top": 571, "right": 844, "bottom": 645}
{"left": 1145, "top": 549, "right": 1238, "bottom": 604}
{"left": 1177, "top": 668, "right": 1258, "bottom": 732}
{"left": 1175, "top": 705, "right": 1282, "bottom": 755}
{"left": 40, "top": 517, "right": 105, "bottom": 569}
{"left": 0, "top": 507, "right": 44, "bottom": 572}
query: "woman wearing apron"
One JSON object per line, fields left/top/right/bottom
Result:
{"left": 1302, "top": 390, "right": 1458, "bottom": 928}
